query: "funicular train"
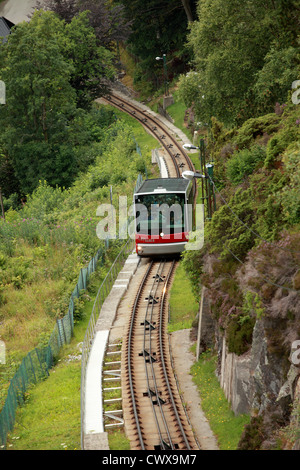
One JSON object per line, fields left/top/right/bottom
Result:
{"left": 133, "top": 178, "right": 195, "bottom": 257}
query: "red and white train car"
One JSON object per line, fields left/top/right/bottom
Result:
{"left": 133, "top": 178, "right": 194, "bottom": 257}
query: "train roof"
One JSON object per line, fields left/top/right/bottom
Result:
{"left": 135, "top": 178, "right": 190, "bottom": 195}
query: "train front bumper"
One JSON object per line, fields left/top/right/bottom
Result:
{"left": 136, "top": 241, "right": 186, "bottom": 257}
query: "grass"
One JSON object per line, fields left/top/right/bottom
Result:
{"left": 167, "top": 90, "right": 192, "bottom": 139}
{"left": 6, "top": 360, "right": 82, "bottom": 450}
{"left": 168, "top": 262, "right": 199, "bottom": 332}
{"left": 5, "top": 252, "right": 118, "bottom": 450}
{"left": 191, "top": 351, "right": 250, "bottom": 450}
{"left": 1, "top": 101, "right": 157, "bottom": 450}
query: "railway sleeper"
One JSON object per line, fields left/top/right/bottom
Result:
{"left": 103, "top": 370, "right": 121, "bottom": 378}
{"left": 104, "top": 410, "right": 124, "bottom": 429}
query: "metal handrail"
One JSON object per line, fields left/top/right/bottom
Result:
{"left": 80, "top": 237, "right": 134, "bottom": 449}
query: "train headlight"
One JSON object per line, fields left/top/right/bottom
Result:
{"left": 160, "top": 232, "right": 164, "bottom": 237}
{"left": 137, "top": 245, "right": 143, "bottom": 254}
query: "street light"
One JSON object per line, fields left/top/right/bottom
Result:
{"left": 182, "top": 171, "right": 206, "bottom": 180}
{"left": 156, "top": 54, "right": 168, "bottom": 96}
{"left": 183, "top": 144, "right": 199, "bottom": 151}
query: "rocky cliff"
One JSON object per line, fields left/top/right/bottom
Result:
{"left": 199, "top": 236, "right": 300, "bottom": 449}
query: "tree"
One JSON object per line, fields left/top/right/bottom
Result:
{"left": 38, "top": 0, "right": 131, "bottom": 50}
{"left": 181, "top": 0, "right": 194, "bottom": 22}
{"left": 116, "top": 0, "right": 198, "bottom": 88}
{"left": 0, "top": 10, "right": 115, "bottom": 193}
{"left": 61, "top": 11, "right": 115, "bottom": 108}
{"left": 36, "top": 0, "right": 78, "bottom": 22}
{"left": 0, "top": 11, "right": 77, "bottom": 193}
{"left": 183, "top": 0, "right": 300, "bottom": 125}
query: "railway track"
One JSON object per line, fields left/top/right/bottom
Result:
{"left": 102, "top": 90, "right": 200, "bottom": 450}
{"left": 121, "top": 260, "right": 199, "bottom": 450}
{"left": 102, "top": 91, "right": 195, "bottom": 181}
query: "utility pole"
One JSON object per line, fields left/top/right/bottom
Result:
{"left": 156, "top": 54, "right": 169, "bottom": 97}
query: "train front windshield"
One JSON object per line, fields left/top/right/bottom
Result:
{"left": 135, "top": 192, "right": 186, "bottom": 236}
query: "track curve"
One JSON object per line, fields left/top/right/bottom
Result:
{"left": 102, "top": 91, "right": 196, "bottom": 183}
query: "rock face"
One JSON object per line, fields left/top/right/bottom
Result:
{"left": 197, "top": 232, "right": 300, "bottom": 448}
{"left": 219, "top": 335, "right": 252, "bottom": 415}
{"left": 200, "top": 309, "right": 300, "bottom": 448}
{"left": 217, "top": 319, "right": 296, "bottom": 415}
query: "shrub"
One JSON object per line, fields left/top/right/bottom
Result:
{"left": 227, "top": 314, "right": 255, "bottom": 355}
{"left": 233, "top": 114, "right": 281, "bottom": 148}
{"left": 225, "top": 145, "right": 266, "bottom": 185}
{"left": 21, "top": 181, "right": 65, "bottom": 222}
{"left": 278, "top": 143, "right": 300, "bottom": 224}
{"left": 238, "top": 416, "right": 265, "bottom": 450}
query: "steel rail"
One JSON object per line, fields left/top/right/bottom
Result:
{"left": 103, "top": 92, "right": 196, "bottom": 198}
{"left": 143, "top": 260, "right": 174, "bottom": 450}
{"left": 158, "top": 259, "right": 191, "bottom": 450}
{"left": 127, "top": 260, "right": 153, "bottom": 449}
{"left": 105, "top": 92, "right": 199, "bottom": 450}
{"left": 103, "top": 94, "right": 182, "bottom": 175}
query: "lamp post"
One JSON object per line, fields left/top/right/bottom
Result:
{"left": 183, "top": 144, "right": 199, "bottom": 151}
{"left": 156, "top": 54, "right": 169, "bottom": 96}
{"left": 182, "top": 170, "right": 206, "bottom": 180}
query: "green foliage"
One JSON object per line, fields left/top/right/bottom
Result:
{"left": 182, "top": 101, "right": 299, "bottom": 363}
{"left": 225, "top": 145, "right": 266, "bottom": 185}
{"left": 252, "top": 43, "right": 300, "bottom": 115}
{"left": 177, "top": 71, "right": 203, "bottom": 111}
{"left": 206, "top": 188, "right": 255, "bottom": 260}
{"left": 0, "top": 10, "right": 116, "bottom": 195}
{"left": 243, "top": 291, "right": 265, "bottom": 319}
{"left": 264, "top": 112, "right": 300, "bottom": 168}
{"left": 61, "top": 11, "right": 115, "bottom": 108}
{"left": 181, "top": 248, "right": 203, "bottom": 301}
{"left": 279, "top": 143, "right": 300, "bottom": 224}
{"left": 182, "top": 0, "right": 299, "bottom": 125}
{"left": 233, "top": 114, "right": 281, "bottom": 149}
{"left": 21, "top": 181, "right": 65, "bottom": 222}
{"left": 238, "top": 416, "right": 265, "bottom": 450}
{"left": 118, "top": 0, "right": 196, "bottom": 92}
{"left": 227, "top": 314, "right": 255, "bottom": 355}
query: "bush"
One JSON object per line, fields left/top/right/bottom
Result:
{"left": 227, "top": 314, "right": 255, "bottom": 355}
{"left": 233, "top": 114, "right": 281, "bottom": 148}
{"left": 238, "top": 416, "right": 265, "bottom": 450}
{"left": 225, "top": 145, "right": 266, "bottom": 185}
{"left": 21, "top": 181, "right": 65, "bottom": 222}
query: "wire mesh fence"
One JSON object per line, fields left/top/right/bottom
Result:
{"left": 0, "top": 244, "right": 106, "bottom": 449}
{"left": 80, "top": 236, "right": 134, "bottom": 449}
{"left": 0, "top": 172, "right": 142, "bottom": 449}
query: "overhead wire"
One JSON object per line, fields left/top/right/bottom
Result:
{"left": 223, "top": 240, "right": 299, "bottom": 293}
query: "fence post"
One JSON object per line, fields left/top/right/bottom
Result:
{"left": 56, "top": 319, "right": 63, "bottom": 347}
{"left": 196, "top": 286, "right": 205, "bottom": 361}
{"left": 28, "top": 352, "right": 37, "bottom": 384}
